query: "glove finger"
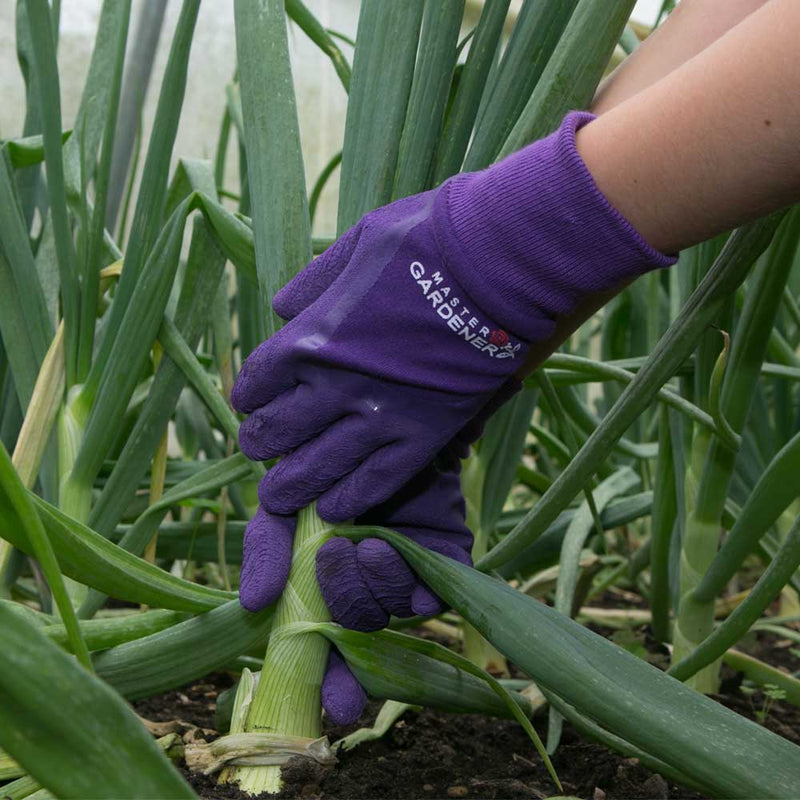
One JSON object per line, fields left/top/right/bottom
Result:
{"left": 411, "top": 583, "right": 444, "bottom": 617}
{"left": 239, "top": 507, "right": 296, "bottom": 612}
{"left": 231, "top": 333, "right": 296, "bottom": 415}
{"left": 316, "top": 440, "right": 432, "bottom": 523}
{"left": 258, "top": 415, "right": 396, "bottom": 516}
{"left": 316, "top": 537, "right": 388, "bottom": 632}
{"left": 412, "top": 533, "right": 474, "bottom": 567}
{"left": 407, "top": 534, "right": 472, "bottom": 618}
{"left": 408, "top": 535, "right": 472, "bottom": 617}
{"left": 321, "top": 649, "right": 367, "bottom": 726}
{"left": 356, "top": 538, "right": 416, "bottom": 618}
{"left": 273, "top": 222, "right": 364, "bottom": 321}
{"left": 238, "top": 381, "right": 347, "bottom": 463}
{"left": 389, "top": 526, "right": 472, "bottom": 617}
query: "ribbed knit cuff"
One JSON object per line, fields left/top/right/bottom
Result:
{"left": 432, "top": 111, "right": 677, "bottom": 342}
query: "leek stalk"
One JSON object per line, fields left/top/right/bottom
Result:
{"left": 224, "top": 506, "right": 332, "bottom": 794}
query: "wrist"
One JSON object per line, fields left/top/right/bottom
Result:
{"left": 433, "top": 112, "right": 676, "bottom": 342}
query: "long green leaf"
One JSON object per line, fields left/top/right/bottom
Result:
{"left": 80, "top": 454, "right": 252, "bottom": 617}
{"left": 14, "top": 0, "right": 44, "bottom": 226}
{"left": 341, "top": 526, "right": 800, "bottom": 800}
{"left": 105, "top": 0, "right": 167, "bottom": 230}
{"left": 498, "top": 492, "right": 654, "bottom": 578}
{"left": 95, "top": 600, "right": 273, "bottom": 700}
{"left": 557, "top": 384, "right": 658, "bottom": 460}
{"left": 0, "top": 152, "right": 52, "bottom": 407}
{"left": 544, "top": 353, "right": 724, "bottom": 436}
{"left": 308, "top": 150, "right": 342, "bottom": 226}
{"left": 234, "top": 0, "right": 312, "bottom": 335}
{"left": 478, "top": 386, "right": 538, "bottom": 533}
{"left": 76, "top": 1, "right": 131, "bottom": 381}
{"left": 0, "top": 487, "right": 233, "bottom": 612}
{"left": 555, "top": 468, "right": 639, "bottom": 619}
{"left": 650, "top": 408, "right": 677, "bottom": 642}
{"left": 24, "top": 0, "right": 79, "bottom": 383}
{"left": 548, "top": 467, "right": 639, "bottom": 750}
{"left": 0, "top": 605, "right": 196, "bottom": 799}
{"left": 500, "top": 0, "right": 636, "bottom": 157}
{"left": 70, "top": 196, "right": 193, "bottom": 490}
{"left": 392, "top": 0, "right": 464, "bottom": 199}
{"left": 337, "top": 0, "right": 425, "bottom": 231}
{"left": 433, "top": 0, "right": 510, "bottom": 182}
{"left": 62, "top": 0, "right": 133, "bottom": 208}
{"left": 312, "top": 623, "right": 532, "bottom": 720}
{"left": 112, "top": 520, "right": 247, "bottom": 564}
{"left": 89, "top": 209, "right": 227, "bottom": 540}
{"left": 0, "top": 443, "right": 90, "bottom": 669}
{"left": 157, "top": 317, "right": 243, "bottom": 443}
{"left": 286, "top": 0, "right": 351, "bottom": 91}
{"left": 465, "top": 0, "right": 580, "bottom": 169}
{"left": 42, "top": 609, "right": 187, "bottom": 653}
{"left": 85, "top": 0, "right": 200, "bottom": 401}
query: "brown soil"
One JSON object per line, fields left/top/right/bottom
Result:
{"left": 129, "top": 627, "right": 800, "bottom": 800}
{"left": 174, "top": 697, "right": 701, "bottom": 800}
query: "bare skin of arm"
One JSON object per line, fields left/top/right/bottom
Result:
{"left": 580, "top": 0, "right": 800, "bottom": 254}
{"left": 520, "top": 0, "right": 796, "bottom": 376}
{"left": 593, "top": 0, "right": 770, "bottom": 114}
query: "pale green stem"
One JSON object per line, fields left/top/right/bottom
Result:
{"left": 226, "top": 505, "right": 333, "bottom": 795}
{"left": 672, "top": 427, "right": 720, "bottom": 692}
{"left": 56, "top": 386, "right": 91, "bottom": 607}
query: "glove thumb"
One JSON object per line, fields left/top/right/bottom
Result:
{"left": 321, "top": 648, "right": 367, "bottom": 726}
{"left": 239, "top": 507, "right": 296, "bottom": 612}
{"left": 272, "top": 221, "right": 364, "bottom": 321}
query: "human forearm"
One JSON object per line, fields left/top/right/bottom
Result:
{"left": 518, "top": 0, "right": 798, "bottom": 377}
{"left": 592, "top": 0, "right": 770, "bottom": 114}
{"left": 580, "top": 0, "right": 800, "bottom": 254}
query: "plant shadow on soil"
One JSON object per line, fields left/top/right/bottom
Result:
{"left": 128, "top": 628, "right": 800, "bottom": 800}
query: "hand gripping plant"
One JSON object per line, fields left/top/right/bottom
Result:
{"left": 2, "top": 2, "right": 800, "bottom": 800}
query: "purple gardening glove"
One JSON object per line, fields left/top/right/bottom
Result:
{"left": 232, "top": 111, "right": 674, "bottom": 524}
{"left": 311, "top": 377, "right": 521, "bottom": 632}
{"left": 235, "top": 110, "right": 676, "bottom": 723}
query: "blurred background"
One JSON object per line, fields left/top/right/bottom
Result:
{"left": 0, "top": 0, "right": 665, "bottom": 237}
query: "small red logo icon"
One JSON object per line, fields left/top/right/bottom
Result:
{"left": 489, "top": 329, "right": 509, "bottom": 346}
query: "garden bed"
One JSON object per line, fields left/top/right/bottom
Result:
{"left": 134, "top": 629, "right": 800, "bottom": 800}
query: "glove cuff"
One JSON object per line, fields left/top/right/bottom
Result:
{"left": 433, "top": 111, "right": 677, "bottom": 342}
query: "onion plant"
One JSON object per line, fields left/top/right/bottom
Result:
{"left": 2, "top": 1, "right": 800, "bottom": 799}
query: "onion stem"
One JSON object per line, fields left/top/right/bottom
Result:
{"left": 224, "top": 504, "right": 332, "bottom": 795}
